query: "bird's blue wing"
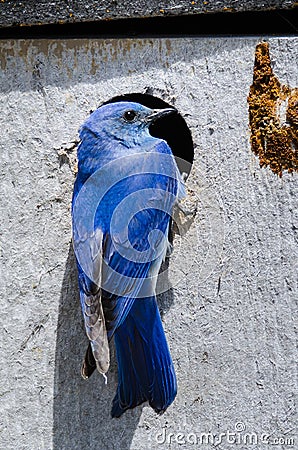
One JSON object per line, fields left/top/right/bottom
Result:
{"left": 101, "top": 174, "right": 178, "bottom": 337}
{"left": 72, "top": 139, "right": 181, "bottom": 351}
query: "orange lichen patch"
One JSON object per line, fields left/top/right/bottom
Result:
{"left": 248, "top": 42, "right": 298, "bottom": 176}
{"left": 287, "top": 89, "right": 298, "bottom": 127}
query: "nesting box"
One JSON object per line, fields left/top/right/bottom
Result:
{"left": 0, "top": 28, "right": 297, "bottom": 450}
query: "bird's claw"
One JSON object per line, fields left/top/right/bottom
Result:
{"left": 172, "top": 198, "right": 197, "bottom": 236}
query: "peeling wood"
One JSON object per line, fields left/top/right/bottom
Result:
{"left": 248, "top": 42, "right": 298, "bottom": 176}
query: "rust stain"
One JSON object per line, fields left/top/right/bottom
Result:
{"left": 165, "top": 39, "right": 172, "bottom": 55}
{"left": 0, "top": 41, "right": 15, "bottom": 70}
{"left": 248, "top": 42, "right": 298, "bottom": 176}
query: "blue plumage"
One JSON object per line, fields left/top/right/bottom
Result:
{"left": 72, "top": 101, "right": 184, "bottom": 417}
{"left": 112, "top": 297, "right": 177, "bottom": 418}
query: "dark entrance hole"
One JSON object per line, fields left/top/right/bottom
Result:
{"left": 102, "top": 93, "right": 194, "bottom": 177}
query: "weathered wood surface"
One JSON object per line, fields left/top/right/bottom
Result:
{"left": 0, "top": 0, "right": 296, "bottom": 27}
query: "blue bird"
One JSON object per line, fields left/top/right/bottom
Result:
{"left": 72, "top": 101, "right": 185, "bottom": 417}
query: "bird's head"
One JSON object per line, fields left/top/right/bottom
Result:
{"left": 79, "top": 101, "right": 176, "bottom": 147}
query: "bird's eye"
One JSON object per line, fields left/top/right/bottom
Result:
{"left": 123, "top": 110, "right": 137, "bottom": 122}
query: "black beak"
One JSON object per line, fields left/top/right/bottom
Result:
{"left": 144, "top": 107, "right": 177, "bottom": 124}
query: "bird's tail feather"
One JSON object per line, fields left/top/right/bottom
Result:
{"left": 111, "top": 296, "right": 177, "bottom": 418}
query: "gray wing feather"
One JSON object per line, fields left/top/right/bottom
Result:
{"left": 81, "top": 290, "right": 110, "bottom": 374}
{"left": 74, "top": 226, "right": 110, "bottom": 375}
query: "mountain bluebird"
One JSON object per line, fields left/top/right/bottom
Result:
{"left": 72, "top": 101, "right": 185, "bottom": 417}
